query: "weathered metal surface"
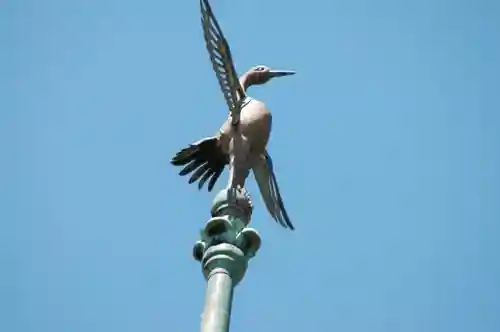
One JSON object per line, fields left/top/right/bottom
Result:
{"left": 194, "top": 188, "right": 261, "bottom": 332}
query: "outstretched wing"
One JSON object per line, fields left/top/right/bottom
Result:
{"left": 200, "top": 0, "right": 246, "bottom": 116}
{"left": 171, "top": 136, "right": 228, "bottom": 192}
{"left": 253, "top": 151, "right": 295, "bottom": 230}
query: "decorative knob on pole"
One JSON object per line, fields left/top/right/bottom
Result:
{"left": 193, "top": 188, "right": 262, "bottom": 332}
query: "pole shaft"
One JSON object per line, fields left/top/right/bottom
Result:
{"left": 201, "top": 268, "right": 234, "bottom": 332}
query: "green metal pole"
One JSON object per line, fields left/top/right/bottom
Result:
{"left": 201, "top": 245, "right": 243, "bottom": 332}
{"left": 193, "top": 189, "right": 261, "bottom": 332}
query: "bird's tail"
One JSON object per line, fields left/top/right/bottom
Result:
{"left": 170, "top": 136, "right": 228, "bottom": 192}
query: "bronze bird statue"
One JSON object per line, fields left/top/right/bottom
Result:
{"left": 171, "top": 0, "right": 295, "bottom": 230}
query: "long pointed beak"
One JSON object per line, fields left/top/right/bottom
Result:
{"left": 268, "top": 70, "right": 296, "bottom": 78}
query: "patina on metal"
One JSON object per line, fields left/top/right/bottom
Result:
{"left": 171, "top": 0, "right": 296, "bottom": 230}
{"left": 193, "top": 189, "right": 261, "bottom": 332}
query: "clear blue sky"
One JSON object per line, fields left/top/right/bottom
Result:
{"left": 3, "top": 0, "right": 500, "bottom": 331}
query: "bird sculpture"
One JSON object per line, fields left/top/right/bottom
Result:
{"left": 171, "top": 0, "right": 296, "bottom": 230}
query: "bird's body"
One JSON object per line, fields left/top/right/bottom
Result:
{"left": 171, "top": 0, "right": 296, "bottom": 230}
{"left": 220, "top": 98, "right": 272, "bottom": 159}
{"left": 218, "top": 96, "right": 272, "bottom": 187}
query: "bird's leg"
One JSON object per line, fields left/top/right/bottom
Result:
{"left": 227, "top": 133, "right": 251, "bottom": 203}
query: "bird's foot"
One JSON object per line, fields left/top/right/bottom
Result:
{"left": 228, "top": 185, "right": 252, "bottom": 209}
{"left": 237, "top": 185, "right": 252, "bottom": 210}
{"left": 210, "top": 186, "right": 253, "bottom": 226}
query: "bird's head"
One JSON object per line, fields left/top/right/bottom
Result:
{"left": 244, "top": 65, "right": 296, "bottom": 86}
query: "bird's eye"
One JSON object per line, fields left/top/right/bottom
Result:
{"left": 255, "top": 66, "right": 266, "bottom": 71}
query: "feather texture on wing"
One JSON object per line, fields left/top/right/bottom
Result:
{"left": 200, "top": 0, "right": 246, "bottom": 116}
{"left": 253, "top": 151, "right": 295, "bottom": 230}
{"left": 171, "top": 136, "right": 228, "bottom": 192}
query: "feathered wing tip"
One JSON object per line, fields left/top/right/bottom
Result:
{"left": 253, "top": 152, "right": 295, "bottom": 230}
{"left": 170, "top": 137, "right": 228, "bottom": 192}
{"left": 266, "top": 153, "right": 294, "bottom": 230}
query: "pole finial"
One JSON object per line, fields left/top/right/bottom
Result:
{"left": 193, "top": 188, "right": 262, "bottom": 332}
{"left": 210, "top": 187, "right": 253, "bottom": 223}
{"left": 193, "top": 188, "right": 260, "bottom": 269}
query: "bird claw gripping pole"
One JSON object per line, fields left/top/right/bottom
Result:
{"left": 193, "top": 188, "right": 262, "bottom": 332}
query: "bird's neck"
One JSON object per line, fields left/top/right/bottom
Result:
{"left": 239, "top": 73, "right": 253, "bottom": 92}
